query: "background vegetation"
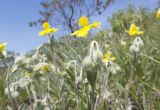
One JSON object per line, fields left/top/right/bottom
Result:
{"left": 0, "top": 4, "right": 160, "bottom": 110}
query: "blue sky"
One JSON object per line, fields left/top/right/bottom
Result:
{"left": 0, "top": 0, "right": 158, "bottom": 54}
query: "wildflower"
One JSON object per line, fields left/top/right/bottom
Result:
{"left": 5, "top": 87, "right": 14, "bottom": 95}
{"left": 126, "top": 24, "right": 144, "bottom": 36}
{"left": 0, "top": 42, "right": 7, "bottom": 57}
{"left": 102, "top": 52, "right": 115, "bottom": 67}
{"left": 34, "top": 63, "right": 50, "bottom": 72}
{"left": 39, "top": 22, "right": 58, "bottom": 36}
{"left": 130, "top": 37, "right": 144, "bottom": 53}
{"left": 15, "top": 56, "right": 26, "bottom": 64}
{"left": 78, "top": 16, "right": 89, "bottom": 27}
{"left": 82, "top": 55, "right": 94, "bottom": 68}
{"left": 82, "top": 40, "right": 102, "bottom": 67}
{"left": 102, "top": 53, "right": 115, "bottom": 63}
{"left": 71, "top": 16, "right": 101, "bottom": 37}
{"left": 133, "top": 37, "right": 144, "bottom": 48}
{"left": 5, "top": 85, "right": 15, "bottom": 95}
{"left": 108, "top": 63, "right": 122, "bottom": 75}
{"left": 34, "top": 63, "right": 55, "bottom": 74}
{"left": 19, "top": 83, "right": 26, "bottom": 89}
{"left": 90, "top": 41, "right": 103, "bottom": 62}
{"left": 129, "top": 45, "right": 139, "bottom": 53}
{"left": 11, "top": 91, "right": 19, "bottom": 98}
{"left": 156, "top": 8, "right": 160, "bottom": 19}
{"left": 11, "top": 56, "right": 27, "bottom": 73}
{"left": 18, "top": 76, "right": 33, "bottom": 89}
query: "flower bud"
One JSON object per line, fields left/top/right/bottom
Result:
{"left": 133, "top": 37, "right": 144, "bottom": 48}
{"left": 11, "top": 91, "right": 19, "bottom": 98}
{"left": 129, "top": 45, "right": 140, "bottom": 53}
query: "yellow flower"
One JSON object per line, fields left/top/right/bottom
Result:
{"left": 126, "top": 24, "right": 144, "bottom": 36}
{"left": 0, "top": 42, "right": 7, "bottom": 52}
{"left": 156, "top": 8, "right": 160, "bottom": 19}
{"left": 71, "top": 16, "right": 101, "bottom": 37}
{"left": 34, "top": 63, "right": 50, "bottom": 73}
{"left": 90, "top": 22, "right": 101, "bottom": 28}
{"left": 78, "top": 16, "right": 89, "bottom": 27}
{"left": 71, "top": 26, "right": 91, "bottom": 37}
{"left": 102, "top": 53, "right": 116, "bottom": 63}
{"left": 39, "top": 22, "right": 58, "bottom": 36}
{"left": 0, "top": 42, "right": 7, "bottom": 57}
{"left": 41, "top": 65, "right": 50, "bottom": 72}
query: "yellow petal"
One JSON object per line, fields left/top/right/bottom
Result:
{"left": 78, "top": 16, "right": 89, "bottom": 27}
{"left": 48, "top": 28, "right": 58, "bottom": 33}
{"left": 42, "top": 22, "right": 50, "bottom": 29}
{"left": 0, "top": 43, "right": 7, "bottom": 52}
{"left": 130, "top": 24, "right": 138, "bottom": 32}
{"left": 71, "top": 26, "right": 91, "bottom": 37}
{"left": 41, "top": 65, "right": 50, "bottom": 72}
{"left": 128, "top": 30, "right": 137, "bottom": 36}
{"left": 110, "top": 57, "right": 116, "bottom": 61}
{"left": 90, "top": 22, "right": 101, "bottom": 28}
{"left": 102, "top": 58, "right": 108, "bottom": 63}
{"left": 156, "top": 8, "right": 160, "bottom": 19}
{"left": 39, "top": 30, "right": 48, "bottom": 36}
{"left": 104, "top": 53, "right": 111, "bottom": 58}
{"left": 70, "top": 31, "right": 79, "bottom": 36}
{"left": 39, "top": 28, "right": 58, "bottom": 36}
{"left": 127, "top": 24, "right": 143, "bottom": 36}
{"left": 136, "top": 31, "right": 144, "bottom": 35}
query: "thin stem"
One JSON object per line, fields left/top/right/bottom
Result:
{"left": 47, "top": 76, "right": 50, "bottom": 97}
{"left": 3, "top": 58, "right": 15, "bottom": 110}
{"left": 125, "top": 53, "right": 137, "bottom": 109}
{"left": 49, "top": 34, "right": 55, "bottom": 63}
{"left": 90, "top": 86, "right": 96, "bottom": 110}
{"left": 25, "top": 85, "right": 33, "bottom": 108}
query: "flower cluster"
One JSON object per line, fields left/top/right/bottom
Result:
{"left": 4, "top": 9, "right": 158, "bottom": 109}
{"left": 130, "top": 37, "right": 144, "bottom": 53}
{"left": 39, "top": 16, "right": 101, "bottom": 38}
{"left": 82, "top": 40, "right": 103, "bottom": 67}
{"left": 5, "top": 76, "right": 32, "bottom": 98}
{"left": 34, "top": 62, "right": 55, "bottom": 74}
{"left": 102, "top": 52, "right": 116, "bottom": 67}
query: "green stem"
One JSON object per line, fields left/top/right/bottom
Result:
{"left": 125, "top": 53, "right": 137, "bottom": 109}
{"left": 3, "top": 59, "right": 15, "bottom": 110}
{"left": 49, "top": 35, "right": 55, "bottom": 63}
{"left": 90, "top": 86, "right": 96, "bottom": 110}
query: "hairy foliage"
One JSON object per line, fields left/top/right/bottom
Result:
{"left": 1, "top": 6, "right": 160, "bottom": 110}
